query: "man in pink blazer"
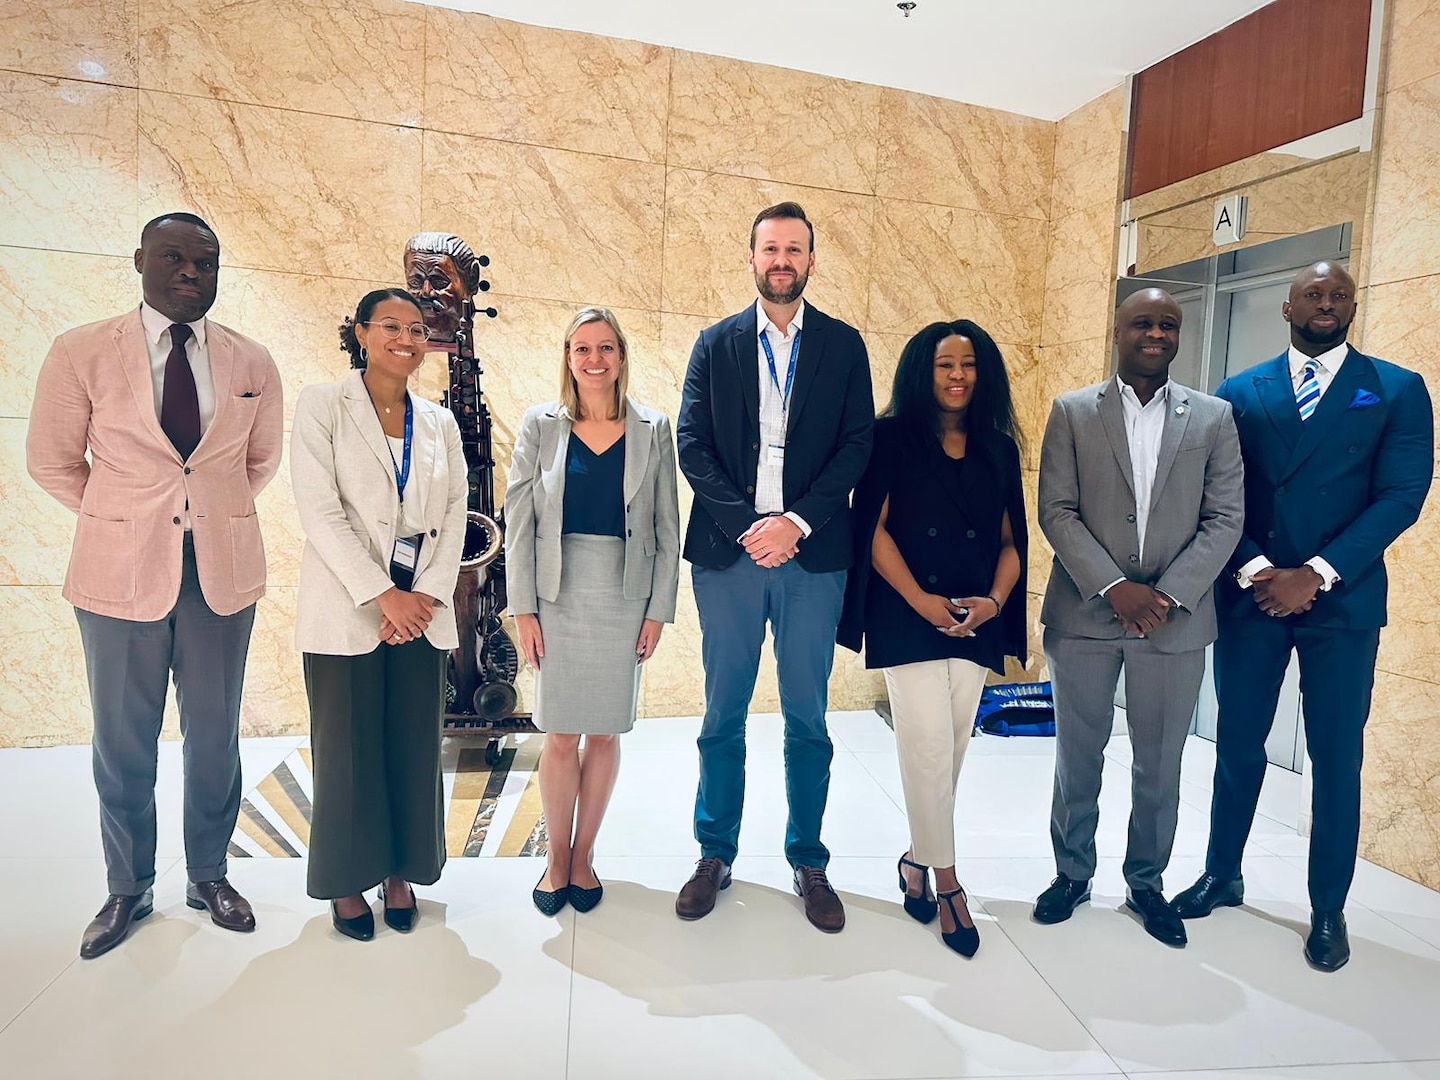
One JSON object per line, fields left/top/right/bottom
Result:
{"left": 27, "top": 213, "right": 283, "bottom": 959}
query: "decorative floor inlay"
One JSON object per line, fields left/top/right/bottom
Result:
{"left": 229, "top": 734, "right": 549, "bottom": 859}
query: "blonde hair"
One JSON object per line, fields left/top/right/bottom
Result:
{"left": 560, "top": 306, "right": 630, "bottom": 421}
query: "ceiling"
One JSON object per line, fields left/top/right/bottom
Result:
{"left": 419, "top": 0, "right": 1275, "bottom": 121}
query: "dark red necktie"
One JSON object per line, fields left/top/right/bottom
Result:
{"left": 160, "top": 323, "right": 201, "bottom": 459}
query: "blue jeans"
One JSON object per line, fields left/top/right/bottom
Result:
{"left": 691, "top": 557, "right": 847, "bottom": 869}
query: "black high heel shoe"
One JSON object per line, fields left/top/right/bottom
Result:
{"left": 897, "top": 852, "right": 938, "bottom": 924}
{"left": 937, "top": 886, "right": 980, "bottom": 957}
{"left": 378, "top": 881, "right": 417, "bottom": 933}
{"left": 331, "top": 899, "right": 375, "bottom": 942}
{"left": 533, "top": 873, "right": 569, "bottom": 916}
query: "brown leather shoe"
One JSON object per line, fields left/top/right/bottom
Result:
{"left": 676, "top": 857, "right": 731, "bottom": 920}
{"left": 793, "top": 866, "right": 845, "bottom": 933}
{"left": 80, "top": 890, "right": 154, "bottom": 959}
{"left": 186, "top": 878, "right": 256, "bottom": 933}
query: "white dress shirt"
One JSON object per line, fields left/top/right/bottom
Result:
{"left": 1100, "top": 376, "right": 1169, "bottom": 598}
{"left": 140, "top": 301, "right": 215, "bottom": 530}
{"left": 753, "top": 298, "right": 811, "bottom": 536}
{"left": 1234, "top": 340, "right": 1349, "bottom": 591}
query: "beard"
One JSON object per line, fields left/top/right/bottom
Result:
{"left": 756, "top": 267, "right": 808, "bottom": 305}
{"left": 1294, "top": 313, "right": 1352, "bottom": 348}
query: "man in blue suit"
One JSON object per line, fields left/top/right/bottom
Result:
{"left": 1174, "top": 261, "right": 1433, "bottom": 971}
{"left": 674, "top": 202, "right": 874, "bottom": 933}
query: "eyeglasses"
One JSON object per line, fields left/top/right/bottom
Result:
{"left": 365, "top": 319, "right": 432, "bottom": 342}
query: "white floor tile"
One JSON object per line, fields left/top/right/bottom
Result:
{"left": 1139, "top": 1064, "right": 1440, "bottom": 1080}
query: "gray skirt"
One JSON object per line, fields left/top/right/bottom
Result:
{"left": 533, "top": 534, "right": 645, "bottom": 734}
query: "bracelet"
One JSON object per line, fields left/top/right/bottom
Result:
{"left": 985, "top": 594, "right": 1002, "bottom": 614}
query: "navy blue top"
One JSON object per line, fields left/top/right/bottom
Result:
{"left": 562, "top": 432, "right": 626, "bottom": 538}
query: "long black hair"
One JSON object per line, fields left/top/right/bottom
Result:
{"left": 880, "top": 319, "right": 1023, "bottom": 455}
{"left": 338, "top": 288, "right": 421, "bottom": 369}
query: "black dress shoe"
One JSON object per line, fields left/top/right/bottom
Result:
{"left": 1126, "top": 888, "right": 1187, "bottom": 947}
{"left": 378, "top": 882, "right": 417, "bottom": 933}
{"left": 1305, "top": 910, "right": 1350, "bottom": 971}
{"left": 185, "top": 878, "right": 256, "bottom": 932}
{"left": 1033, "top": 874, "right": 1091, "bottom": 924}
{"left": 897, "top": 852, "right": 938, "bottom": 925}
{"left": 569, "top": 880, "right": 604, "bottom": 913}
{"left": 937, "top": 886, "right": 980, "bottom": 957}
{"left": 80, "top": 890, "right": 154, "bottom": 959}
{"left": 533, "top": 874, "right": 569, "bottom": 916}
{"left": 1172, "top": 872, "right": 1244, "bottom": 919}
{"left": 330, "top": 900, "right": 375, "bottom": 941}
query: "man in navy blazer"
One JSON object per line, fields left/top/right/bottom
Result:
{"left": 674, "top": 202, "right": 874, "bottom": 932}
{"left": 1174, "top": 261, "right": 1433, "bottom": 971}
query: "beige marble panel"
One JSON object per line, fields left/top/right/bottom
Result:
{"left": 1358, "top": 275, "right": 1440, "bottom": 457}
{"left": 139, "top": 0, "right": 424, "bottom": 125}
{"left": 637, "top": 586, "right": 705, "bottom": 718}
{"left": 661, "top": 168, "right": 875, "bottom": 328}
{"left": 1369, "top": 72, "right": 1440, "bottom": 286}
{"left": 867, "top": 200, "right": 1048, "bottom": 344}
{"left": 1134, "top": 152, "right": 1371, "bottom": 276}
{"left": 240, "top": 587, "right": 309, "bottom": 737}
{"left": 1021, "top": 468, "right": 1055, "bottom": 604}
{"left": 139, "top": 91, "right": 421, "bottom": 281}
{"left": 0, "top": 0, "right": 137, "bottom": 86}
{"left": 1051, "top": 86, "right": 1127, "bottom": 219}
{"left": 422, "top": 132, "right": 664, "bottom": 313}
{"left": 0, "top": 421, "right": 77, "bottom": 587}
{"left": 1127, "top": 146, "right": 1340, "bottom": 222}
{"left": 1386, "top": 0, "right": 1440, "bottom": 92}
{"left": 0, "top": 73, "right": 138, "bottom": 256}
{"left": 0, "top": 586, "right": 92, "bottom": 747}
{"left": 1359, "top": 669, "right": 1440, "bottom": 891}
{"left": 253, "top": 440, "right": 304, "bottom": 591}
{"left": 875, "top": 89, "right": 1054, "bottom": 220}
{"left": 830, "top": 647, "right": 885, "bottom": 712}
{"left": 1375, "top": 475, "right": 1440, "bottom": 686}
{"left": 0, "top": 247, "right": 137, "bottom": 419}
{"left": 668, "top": 51, "right": 881, "bottom": 194}
{"left": 1042, "top": 203, "right": 1118, "bottom": 346}
{"left": 425, "top": 11, "right": 667, "bottom": 164}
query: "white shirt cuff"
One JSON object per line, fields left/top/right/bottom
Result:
{"left": 783, "top": 511, "right": 812, "bottom": 538}
{"left": 1235, "top": 556, "right": 1274, "bottom": 589}
{"left": 1306, "top": 556, "right": 1341, "bottom": 591}
{"left": 1099, "top": 577, "right": 1126, "bottom": 597}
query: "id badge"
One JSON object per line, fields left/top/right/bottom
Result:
{"left": 390, "top": 534, "right": 422, "bottom": 590}
{"left": 766, "top": 443, "right": 786, "bottom": 468}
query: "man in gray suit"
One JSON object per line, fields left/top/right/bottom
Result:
{"left": 1033, "top": 287, "right": 1244, "bottom": 947}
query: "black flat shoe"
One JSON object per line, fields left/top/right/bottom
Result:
{"left": 378, "top": 882, "right": 417, "bottom": 933}
{"left": 533, "top": 874, "right": 569, "bottom": 916}
{"left": 569, "top": 880, "right": 604, "bottom": 913}
{"left": 1033, "top": 873, "right": 1091, "bottom": 924}
{"left": 1126, "top": 887, "right": 1187, "bottom": 947}
{"left": 1305, "top": 910, "right": 1350, "bottom": 971}
{"left": 1172, "top": 872, "right": 1244, "bottom": 919}
{"left": 937, "top": 886, "right": 980, "bottom": 957}
{"left": 330, "top": 900, "right": 375, "bottom": 942}
{"left": 897, "top": 852, "right": 938, "bottom": 924}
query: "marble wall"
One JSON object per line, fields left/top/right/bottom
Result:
{"left": 0, "top": 0, "right": 1072, "bottom": 745}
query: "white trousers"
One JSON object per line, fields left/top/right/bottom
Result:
{"left": 883, "top": 657, "right": 989, "bottom": 867}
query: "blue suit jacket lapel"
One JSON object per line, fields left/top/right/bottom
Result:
{"left": 1280, "top": 347, "right": 1371, "bottom": 483}
{"left": 785, "top": 308, "right": 823, "bottom": 436}
{"left": 732, "top": 308, "right": 760, "bottom": 429}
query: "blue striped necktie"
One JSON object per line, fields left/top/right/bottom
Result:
{"left": 1296, "top": 362, "right": 1321, "bottom": 422}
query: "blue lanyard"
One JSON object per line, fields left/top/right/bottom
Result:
{"left": 382, "top": 395, "right": 413, "bottom": 503}
{"left": 759, "top": 328, "right": 802, "bottom": 411}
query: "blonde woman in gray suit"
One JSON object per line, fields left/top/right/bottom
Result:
{"left": 506, "top": 307, "right": 681, "bottom": 916}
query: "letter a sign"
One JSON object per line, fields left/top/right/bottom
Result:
{"left": 1213, "top": 194, "right": 1247, "bottom": 246}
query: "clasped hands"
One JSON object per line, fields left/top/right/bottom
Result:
{"left": 741, "top": 515, "right": 802, "bottom": 568}
{"left": 912, "top": 593, "right": 996, "bottom": 638}
{"left": 1250, "top": 566, "right": 1322, "bottom": 618}
{"left": 377, "top": 586, "right": 437, "bottom": 645}
{"left": 1107, "top": 581, "right": 1171, "bottom": 637}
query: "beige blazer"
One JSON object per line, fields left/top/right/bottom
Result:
{"left": 27, "top": 309, "right": 283, "bottom": 621}
{"left": 291, "top": 371, "right": 467, "bottom": 655}
{"left": 505, "top": 398, "right": 681, "bottom": 623}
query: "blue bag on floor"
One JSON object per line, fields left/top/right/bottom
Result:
{"left": 973, "top": 681, "right": 1055, "bottom": 737}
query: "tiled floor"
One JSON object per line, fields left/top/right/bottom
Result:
{"left": 3, "top": 712, "right": 1440, "bottom": 1079}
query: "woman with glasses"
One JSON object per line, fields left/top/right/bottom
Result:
{"left": 290, "top": 288, "right": 467, "bottom": 941}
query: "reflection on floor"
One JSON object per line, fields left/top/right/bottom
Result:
{"left": 229, "top": 736, "right": 550, "bottom": 860}
{"left": 3, "top": 711, "right": 1440, "bottom": 1080}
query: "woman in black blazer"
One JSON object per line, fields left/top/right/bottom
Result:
{"left": 838, "top": 319, "right": 1028, "bottom": 957}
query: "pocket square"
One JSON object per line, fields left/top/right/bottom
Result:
{"left": 239, "top": 391, "right": 259, "bottom": 398}
{"left": 1348, "top": 389, "right": 1380, "bottom": 409}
